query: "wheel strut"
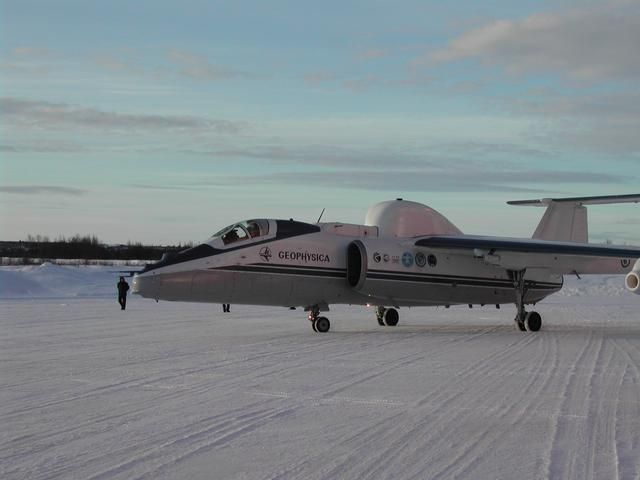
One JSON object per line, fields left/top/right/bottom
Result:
{"left": 508, "top": 269, "right": 542, "bottom": 332}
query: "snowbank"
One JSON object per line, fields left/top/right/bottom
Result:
{"left": 0, "top": 263, "right": 140, "bottom": 298}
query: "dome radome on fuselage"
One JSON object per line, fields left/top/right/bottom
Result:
{"left": 365, "top": 199, "right": 462, "bottom": 237}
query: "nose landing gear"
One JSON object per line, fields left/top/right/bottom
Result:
{"left": 375, "top": 306, "right": 399, "bottom": 326}
{"left": 308, "top": 305, "right": 330, "bottom": 333}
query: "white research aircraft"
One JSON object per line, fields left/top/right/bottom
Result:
{"left": 132, "top": 194, "right": 640, "bottom": 333}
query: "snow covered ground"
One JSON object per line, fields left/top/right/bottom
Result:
{"left": 1, "top": 265, "right": 639, "bottom": 479}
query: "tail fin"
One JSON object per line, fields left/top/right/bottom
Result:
{"left": 508, "top": 194, "right": 640, "bottom": 243}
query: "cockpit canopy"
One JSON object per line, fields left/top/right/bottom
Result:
{"left": 212, "top": 219, "right": 270, "bottom": 246}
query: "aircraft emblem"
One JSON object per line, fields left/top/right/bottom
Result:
{"left": 373, "top": 252, "right": 381, "bottom": 263}
{"left": 402, "top": 252, "right": 414, "bottom": 267}
{"left": 621, "top": 259, "right": 631, "bottom": 268}
{"left": 415, "top": 252, "right": 427, "bottom": 267}
{"left": 259, "top": 246, "right": 273, "bottom": 262}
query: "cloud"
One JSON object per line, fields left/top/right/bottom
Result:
{"left": 513, "top": 92, "right": 640, "bottom": 154}
{"left": 439, "top": 141, "right": 551, "bottom": 158}
{"left": 423, "top": 2, "right": 640, "bottom": 81}
{"left": 184, "top": 168, "right": 631, "bottom": 193}
{"left": 167, "top": 48, "right": 250, "bottom": 81}
{"left": 0, "top": 98, "right": 246, "bottom": 134}
{"left": 357, "top": 48, "right": 391, "bottom": 62}
{"left": 0, "top": 141, "right": 86, "bottom": 153}
{"left": 0, "top": 185, "right": 87, "bottom": 196}
{"left": 342, "top": 75, "right": 379, "bottom": 93}
{"left": 94, "top": 54, "right": 145, "bottom": 75}
{"left": 303, "top": 71, "right": 337, "bottom": 86}
{"left": 11, "top": 46, "right": 56, "bottom": 58}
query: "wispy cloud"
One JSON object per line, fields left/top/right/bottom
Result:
{"left": 209, "top": 144, "right": 445, "bottom": 169}
{"left": 303, "top": 71, "right": 337, "bottom": 86}
{"left": 512, "top": 92, "right": 640, "bottom": 155}
{"left": 342, "top": 75, "right": 379, "bottom": 93}
{"left": 167, "top": 48, "right": 251, "bottom": 82}
{"left": 181, "top": 168, "right": 631, "bottom": 193}
{"left": 11, "top": 46, "right": 57, "bottom": 59}
{"left": 421, "top": 2, "right": 640, "bottom": 82}
{"left": 1, "top": 98, "right": 246, "bottom": 134}
{"left": 0, "top": 141, "right": 86, "bottom": 153}
{"left": 0, "top": 185, "right": 87, "bottom": 196}
{"left": 94, "top": 54, "right": 145, "bottom": 76}
{"left": 356, "top": 48, "right": 391, "bottom": 62}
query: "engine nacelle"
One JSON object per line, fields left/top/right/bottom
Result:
{"left": 347, "top": 240, "right": 367, "bottom": 291}
{"left": 626, "top": 259, "right": 640, "bottom": 294}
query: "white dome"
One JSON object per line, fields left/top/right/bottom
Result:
{"left": 365, "top": 199, "right": 462, "bottom": 237}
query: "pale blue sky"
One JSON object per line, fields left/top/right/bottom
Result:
{"left": 1, "top": 0, "right": 639, "bottom": 244}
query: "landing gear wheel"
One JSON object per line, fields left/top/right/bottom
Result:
{"left": 515, "top": 319, "right": 527, "bottom": 332}
{"left": 315, "top": 317, "right": 330, "bottom": 333}
{"left": 376, "top": 306, "right": 386, "bottom": 326}
{"left": 311, "top": 321, "right": 318, "bottom": 332}
{"left": 525, "top": 311, "right": 542, "bottom": 332}
{"left": 384, "top": 308, "right": 399, "bottom": 327}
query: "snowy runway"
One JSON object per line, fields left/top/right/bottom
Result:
{"left": 2, "top": 290, "right": 640, "bottom": 479}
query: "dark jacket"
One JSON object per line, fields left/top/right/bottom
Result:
{"left": 117, "top": 280, "right": 129, "bottom": 294}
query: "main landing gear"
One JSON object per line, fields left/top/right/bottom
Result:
{"left": 375, "top": 306, "right": 399, "bottom": 327}
{"left": 509, "top": 269, "right": 542, "bottom": 332}
{"left": 308, "top": 305, "right": 330, "bottom": 333}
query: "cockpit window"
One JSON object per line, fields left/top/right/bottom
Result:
{"left": 213, "top": 219, "right": 270, "bottom": 246}
{"left": 221, "top": 225, "right": 248, "bottom": 245}
{"left": 244, "top": 219, "right": 269, "bottom": 238}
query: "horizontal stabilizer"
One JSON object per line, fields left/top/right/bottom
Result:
{"left": 507, "top": 193, "right": 640, "bottom": 242}
{"left": 507, "top": 193, "right": 640, "bottom": 207}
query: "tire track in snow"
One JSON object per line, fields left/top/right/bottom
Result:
{"left": 288, "top": 333, "right": 542, "bottom": 480}
{"left": 423, "top": 331, "right": 562, "bottom": 480}
{"left": 544, "top": 331, "right": 607, "bottom": 479}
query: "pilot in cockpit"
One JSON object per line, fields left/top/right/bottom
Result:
{"left": 223, "top": 229, "right": 239, "bottom": 244}
{"left": 247, "top": 222, "right": 260, "bottom": 238}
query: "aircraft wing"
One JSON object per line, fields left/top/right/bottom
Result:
{"left": 415, "top": 235, "right": 640, "bottom": 274}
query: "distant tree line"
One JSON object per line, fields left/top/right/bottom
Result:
{"left": 0, "top": 234, "right": 194, "bottom": 261}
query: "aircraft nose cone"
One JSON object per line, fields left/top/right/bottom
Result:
{"left": 131, "top": 275, "right": 141, "bottom": 294}
{"left": 131, "top": 273, "right": 157, "bottom": 298}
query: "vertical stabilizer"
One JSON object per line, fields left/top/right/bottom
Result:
{"left": 507, "top": 193, "right": 640, "bottom": 243}
{"left": 532, "top": 203, "right": 588, "bottom": 242}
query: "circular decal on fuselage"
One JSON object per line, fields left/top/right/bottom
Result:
{"left": 259, "top": 246, "right": 272, "bottom": 262}
{"left": 415, "top": 252, "right": 427, "bottom": 267}
{"left": 402, "top": 252, "right": 414, "bottom": 267}
{"left": 428, "top": 254, "right": 438, "bottom": 267}
{"left": 621, "top": 259, "right": 631, "bottom": 268}
{"left": 373, "top": 252, "right": 381, "bottom": 263}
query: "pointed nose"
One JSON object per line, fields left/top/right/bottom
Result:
{"left": 131, "top": 273, "right": 158, "bottom": 299}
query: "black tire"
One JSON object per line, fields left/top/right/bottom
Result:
{"left": 515, "top": 316, "right": 527, "bottom": 331}
{"left": 311, "top": 320, "right": 318, "bottom": 332}
{"left": 315, "top": 317, "right": 330, "bottom": 333}
{"left": 525, "top": 311, "right": 542, "bottom": 332}
{"left": 384, "top": 308, "right": 399, "bottom": 327}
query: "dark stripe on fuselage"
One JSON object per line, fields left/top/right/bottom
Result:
{"left": 214, "top": 263, "right": 346, "bottom": 278}
{"left": 212, "top": 263, "right": 562, "bottom": 290}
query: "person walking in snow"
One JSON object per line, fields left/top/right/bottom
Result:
{"left": 117, "top": 276, "right": 129, "bottom": 310}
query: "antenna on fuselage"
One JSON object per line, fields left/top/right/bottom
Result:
{"left": 316, "top": 208, "right": 326, "bottom": 223}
